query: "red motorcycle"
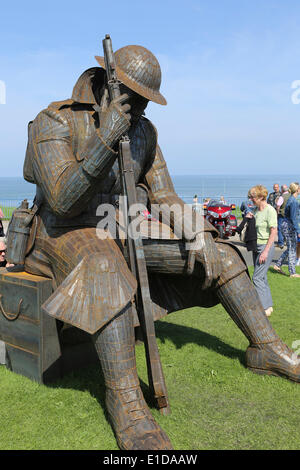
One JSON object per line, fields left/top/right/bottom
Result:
{"left": 203, "top": 199, "right": 237, "bottom": 239}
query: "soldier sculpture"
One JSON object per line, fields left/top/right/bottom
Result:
{"left": 21, "top": 39, "right": 300, "bottom": 450}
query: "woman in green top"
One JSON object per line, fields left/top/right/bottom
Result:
{"left": 247, "top": 185, "right": 277, "bottom": 317}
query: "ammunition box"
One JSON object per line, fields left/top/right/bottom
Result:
{"left": 0, "top": 268, "right": 98, "bottom": 383}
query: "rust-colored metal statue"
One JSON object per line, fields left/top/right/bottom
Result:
{"left": 19, "top": 35, "right": 300, "bottom": 450}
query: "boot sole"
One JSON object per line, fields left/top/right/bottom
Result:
{"left": 248, "top": 366, "right": 299, "bottom": 382}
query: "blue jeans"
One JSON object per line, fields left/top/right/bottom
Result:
{"left": 277, "top": 215, "right": 284, "bottom": 246}
{"left": 252, "top": 243, "right": 275, "bottom": 310}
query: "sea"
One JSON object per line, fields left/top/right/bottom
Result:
{"left": 0, "top": 175, "right": 298, "bottom": 207}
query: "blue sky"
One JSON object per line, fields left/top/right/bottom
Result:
{"left": 0, "top": 0, "right": 300, "bottom": 176}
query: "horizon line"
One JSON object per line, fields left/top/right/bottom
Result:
{"left": 1, "top": 173, "right": 299, "bottom": 179}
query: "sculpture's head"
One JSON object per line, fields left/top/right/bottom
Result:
{"left": 95, "top": 45, "right": 167, "bottom": 123}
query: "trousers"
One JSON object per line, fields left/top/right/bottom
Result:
{"left": 276, "top": 219, "right": 298, "bottom": 275}
{"left": 277, "top": 215, "right": 284, "bottom": 246}
{"left": 252, "top": 243, "right": 275, "bottom": 310}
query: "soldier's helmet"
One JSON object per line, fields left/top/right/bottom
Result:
{"left": 95, "top": 45, "right": 167, "bottom": 105}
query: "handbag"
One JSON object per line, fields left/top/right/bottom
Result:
{"left": 240, "top": 221, "right": 248, "bottom": 243}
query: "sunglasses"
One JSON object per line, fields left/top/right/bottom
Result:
{"left": 0, "top": 250, "right": 6, "bottom": 254}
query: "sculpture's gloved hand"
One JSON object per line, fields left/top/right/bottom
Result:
{"left": 98, "top": 90, "right": 131, "bottom": 147}
{"left": 187, "top": 232, "right": 222, "bottom": 288}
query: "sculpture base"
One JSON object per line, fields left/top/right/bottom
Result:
{"left": 0, "top": 268, "right": 98, "bottom": 383}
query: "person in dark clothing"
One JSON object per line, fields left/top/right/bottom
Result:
{"left": 240, "top": 198, "right": 255, "bottom": 218}
{"left": 267, "top": 183, "right": 280, "bottom": 209}
{"left": 0, "top": 208, "right": 4, "bottom": 238}
{"left": 236, "top": 197, "right": 257, "bottom": 252}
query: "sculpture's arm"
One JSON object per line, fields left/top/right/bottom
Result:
{"left": 145, "top": 144, "right": 221, "bottom": 286}
{"left": 145, "top": 144, "right": 218, "bottom": 240}
{"left": 29, "top": 97, "right": 130, "bottom": 218}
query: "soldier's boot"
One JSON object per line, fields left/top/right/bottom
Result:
{"left": 218, "top": 271, "right": 300, "bottom": 381}
{"left": 93, "top": 306, "right": 173, "bottom": 450}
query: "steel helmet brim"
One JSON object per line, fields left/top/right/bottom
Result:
{"left": 95, "top": 55, "right": 167, "bottom": 106}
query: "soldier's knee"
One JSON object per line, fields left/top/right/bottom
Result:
{"left": 216, "top": 242, "right": 248, "bottom": 287}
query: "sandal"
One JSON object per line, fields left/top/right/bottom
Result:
{"left": 265, "top": 307, "right": 273, "bottom": 317}
{"left": 273, "top": 265, "right": 286, "bottom": 275}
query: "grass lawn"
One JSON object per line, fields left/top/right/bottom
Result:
{"left": 1, "top": 206, "right": 16, "bottom": 220}
{"left": 0, "top": 265, "right": 300, "bottom": 450}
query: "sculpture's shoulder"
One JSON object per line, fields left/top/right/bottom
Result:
{"left": 134, "top": 116, "right": 157, "bottom": 161}
{"left": 139, "top": 116, "right": 157, "bottom": 142}
{"left": 30, "top": 100, "right": 75, "bottom": 143}
{"left": 24, "top": 100, "right": 74, "bottom": 183}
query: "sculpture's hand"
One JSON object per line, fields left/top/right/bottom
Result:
{"left": 187, "top": 232, "right": 222, "bottom": 288}
{"left": 98, "top": 90, "right": 131, "bottom": 146}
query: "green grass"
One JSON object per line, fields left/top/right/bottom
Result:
{"left": 1, "top": 206, "right": 16, "bottom": 220}
{"left": 1, "top": 266, "right": 300, "bottom": 450}
{"left": 233, "top": 205, "right": 243, "bottom": 219}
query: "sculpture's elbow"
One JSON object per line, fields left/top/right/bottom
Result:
{"left": 48, "top": 192, "right": 81, "bottom": 219}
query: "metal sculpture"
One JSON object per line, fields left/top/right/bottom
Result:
{"left": 18, "top": 35, "right": 300, "bottom": 450}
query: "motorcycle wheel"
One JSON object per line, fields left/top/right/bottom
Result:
{"left": 218, "top": 226, "right": 225, "bottom": 239}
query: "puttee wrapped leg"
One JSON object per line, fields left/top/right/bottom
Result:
{"left": 92, "top": 305, "right": 173, "bottom": 450}
{"left": 216, "top": 243, "right": 300, "bottom": 382}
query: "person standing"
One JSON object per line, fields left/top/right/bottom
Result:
{"left": 267, "top": 183, "right": 280, "bottom": 209}
{"left": 236, "top": 200, "right": 257, "bottom": 252}
{"left": 247, "top": 185, "right": 277, "bottom": 317}
{"left": 276, "top": 184, "right": 290, "bottom": 248}
{"left": 297, "top": 194, "right": 300, "bottom": 266}
{"left": 274, "top": 183, "right": 300, "bottom": 278}
{"left": 192, "top": 194, "right": 199, "bottom": 212}
{"left": 240, "top": 195, "right": 255, "bottom": 218}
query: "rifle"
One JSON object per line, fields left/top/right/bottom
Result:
{"left": 100, "top": 34, "right": 170, "bottom": 415}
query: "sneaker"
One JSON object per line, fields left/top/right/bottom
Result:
{"left": 290, "top": 274, "right": 300, "bottom": 278}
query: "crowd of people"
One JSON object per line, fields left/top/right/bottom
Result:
{"left": 237, "top": 182, "right": 300, "bottom": 318}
